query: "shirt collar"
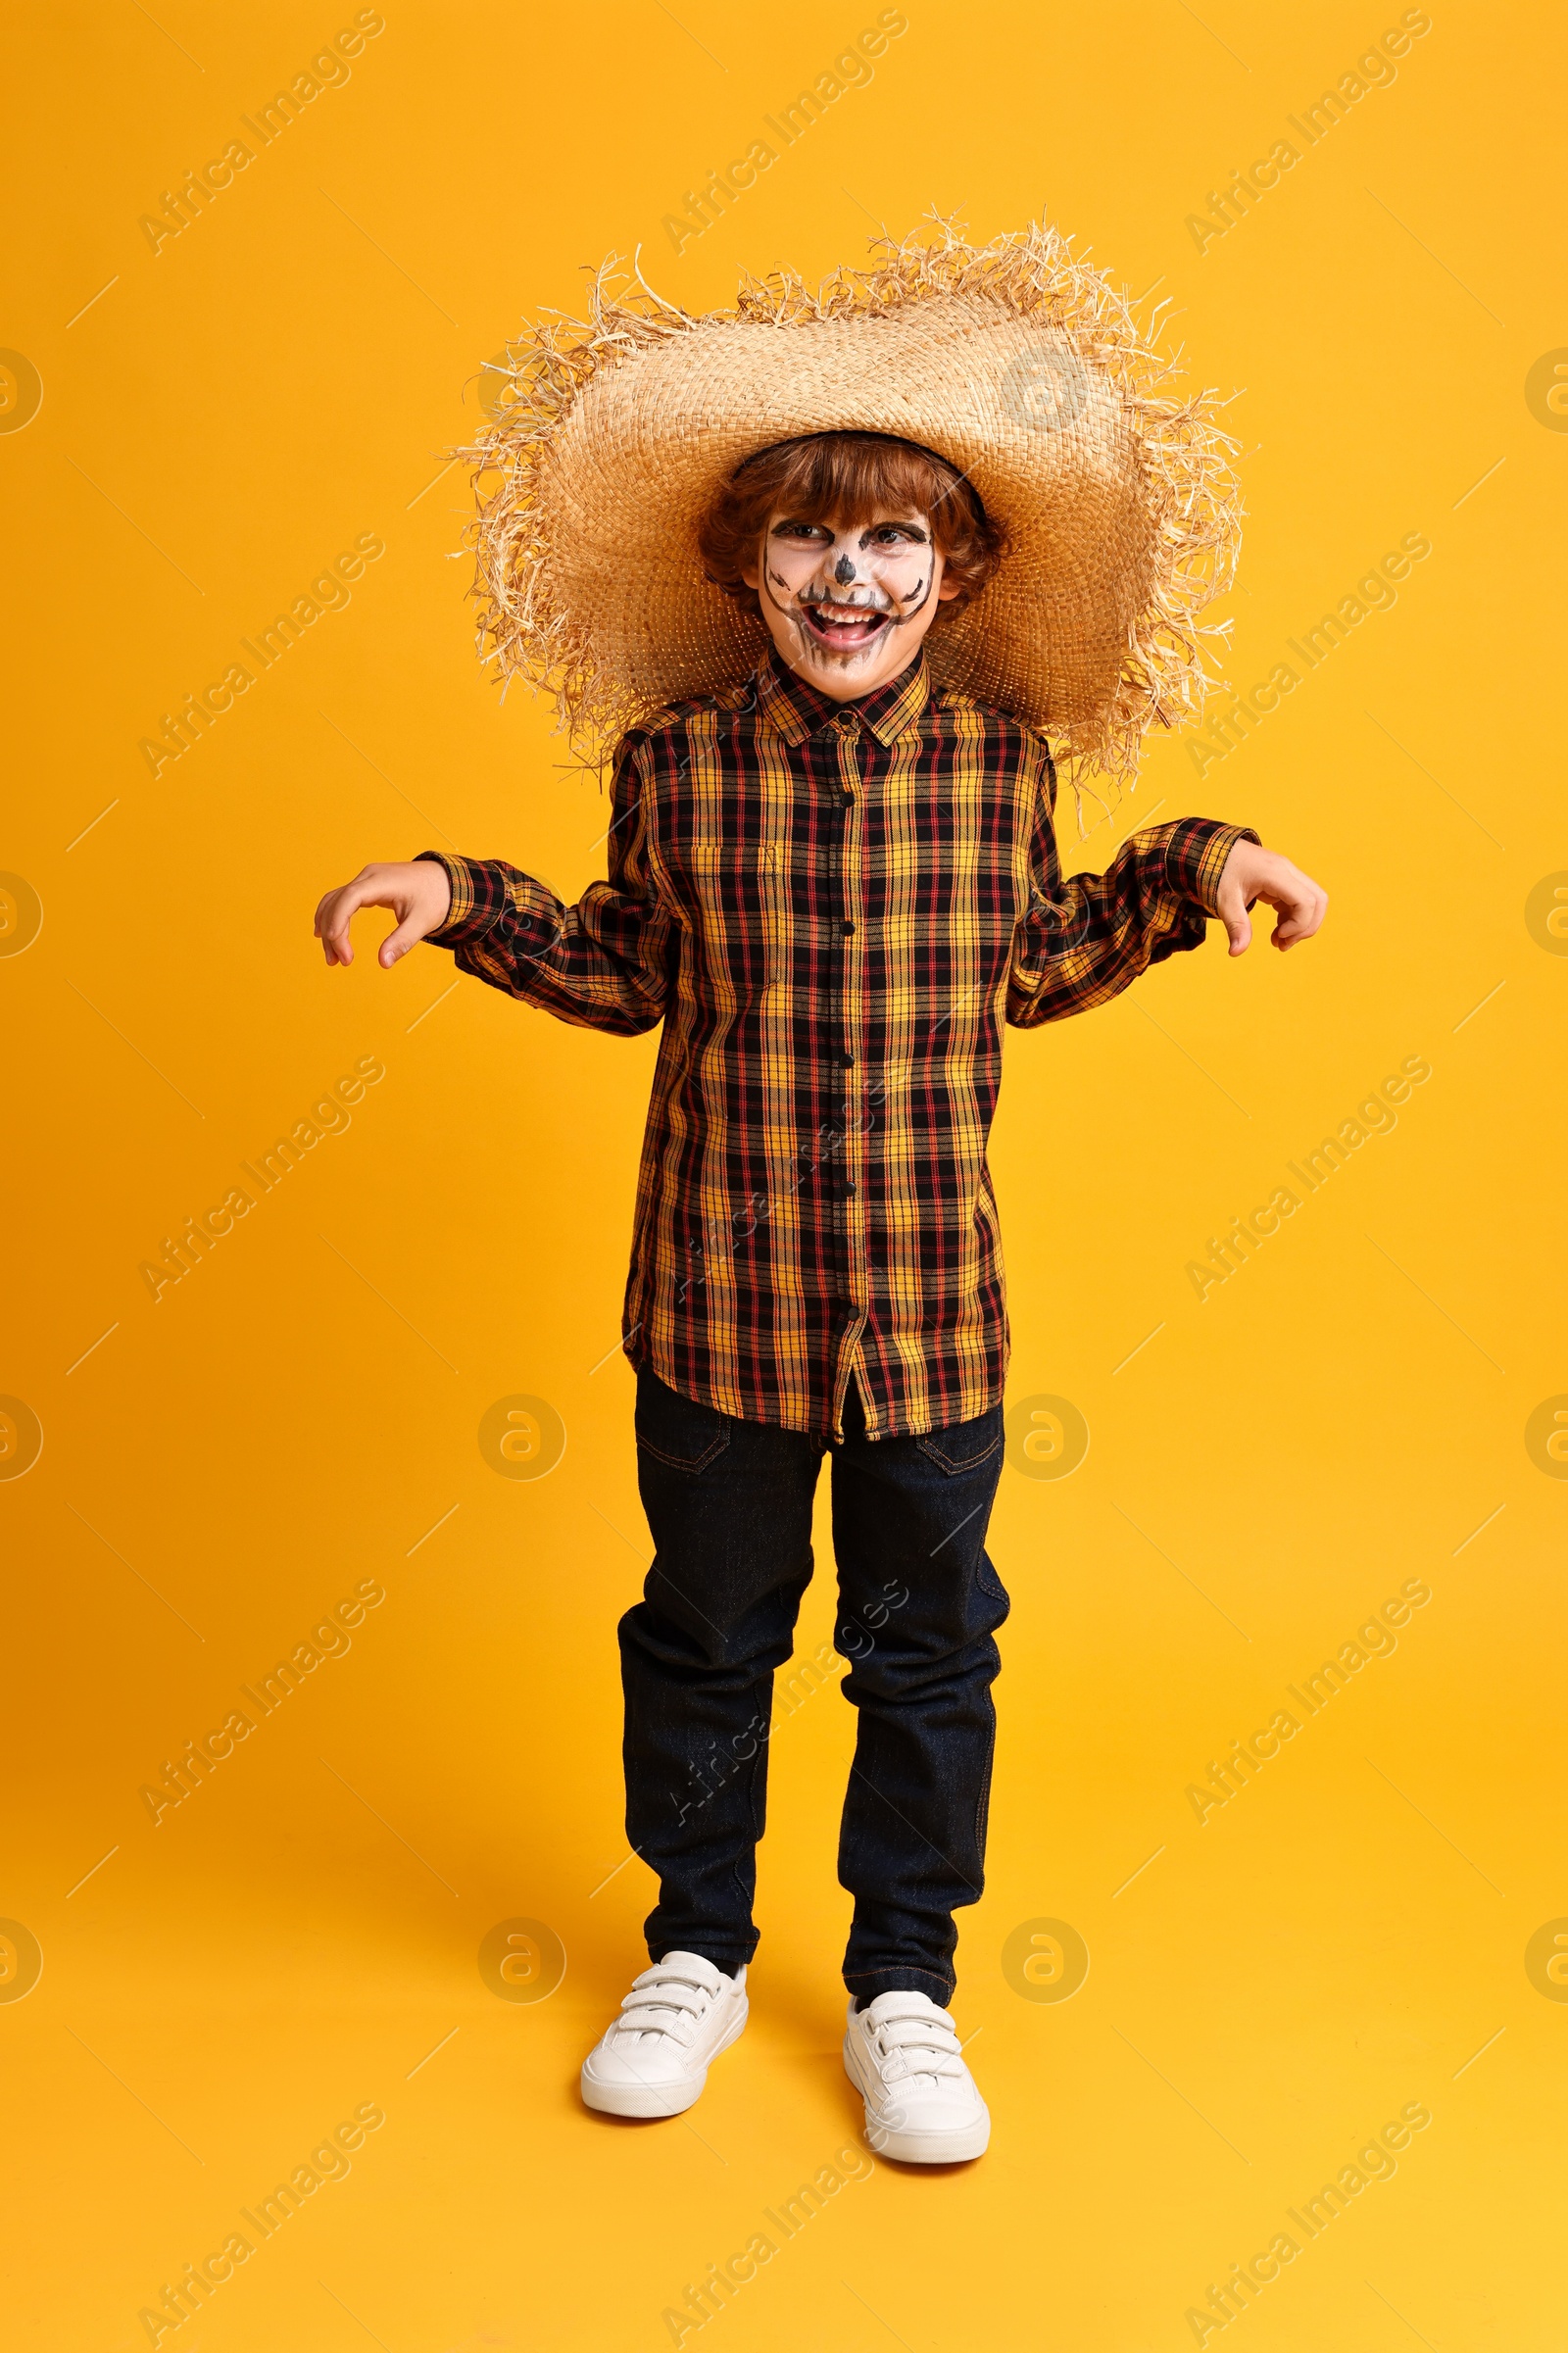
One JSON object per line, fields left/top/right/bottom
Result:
{"left": 754, "top": 646, "right": 931, "bottom": 749}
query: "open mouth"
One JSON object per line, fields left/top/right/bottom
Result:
{"left": 800, "top": 601, "right": 891, "bottom": 651}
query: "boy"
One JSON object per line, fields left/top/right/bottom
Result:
{"left": 314, "top": 226, "right": 1325, "bottom": 2163}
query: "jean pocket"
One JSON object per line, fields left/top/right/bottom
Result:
{"left": 914, "top": 1409, "right": 1003, "bottom": 1477}
{"left": 635, "top": 1373, "right": 734, "bottom": 1475}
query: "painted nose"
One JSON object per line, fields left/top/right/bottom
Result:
{"left": 833, "top": 555, "right": 856, "bottom": 585}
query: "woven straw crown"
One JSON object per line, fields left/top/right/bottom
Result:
{"left": 464, "top": 220, "right": 1242, "bottom": 806}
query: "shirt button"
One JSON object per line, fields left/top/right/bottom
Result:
{"left": 840, "top": 792, "right": 854, "bottom": 808}
{"left": 841, "top": 1051, "right": 854, "bottom": 1067}
{"left": 845, "top": 1179, "right": 857, "bottom": 1195}
{"left": 841, "top": 919, "right": 855, "bottom": 937}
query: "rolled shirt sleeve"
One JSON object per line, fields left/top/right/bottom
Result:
{"left": 413, "top": 734, "right": 674, "bottom": 1039}
{"left": 1005, "top": 815, "right": 1261, "bottom": 1028}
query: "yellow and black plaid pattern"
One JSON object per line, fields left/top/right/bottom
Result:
{"left": 421, "top": 652, "right": 1254, "bottom": 1440}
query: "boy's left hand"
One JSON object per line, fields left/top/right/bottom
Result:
{"left": 1214, "top": 841, "right": 1328, "bottom": 956}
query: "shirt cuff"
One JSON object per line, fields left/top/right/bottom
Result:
{"left": 1161, "top": 819, "right": 1262, "bottom": 917}
{"left": 415, "top": 852, "right": 513, "bottom": 950}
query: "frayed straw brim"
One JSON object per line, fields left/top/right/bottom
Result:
{"left": 461, "top": 218, "right": 1242, "bottom": 810}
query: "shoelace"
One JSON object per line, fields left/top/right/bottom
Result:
{"left": 864, "top": 2000, "right": 966, "bottom": 2087}
{"left": 611, "top": 1961, "right": 719, "bottom": 2048}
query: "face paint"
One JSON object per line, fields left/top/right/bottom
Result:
{"left": 748, "top": 511, "right": 954, "bottom": 696}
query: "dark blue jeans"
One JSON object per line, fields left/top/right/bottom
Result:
{"left": 619, "top": 1365, "right": 1009, "bottom": 2006}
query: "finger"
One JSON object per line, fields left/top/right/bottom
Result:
{"left": 379, "top": 908, "right": 425, "bottom": 967}
{"left": 318, "top": 876, "right": 387, "bottom": 965}
{"left": 1270, "top": 882, "right": 1328, "bottom": 950}
{"left": 314, "top": 889, "right": 353, "bottom": 964}
{"left": 1215, "top": 884, "right": 1251, "bottom": 956}
{"left": 320, "top": 893, "right": 361, "bottom": 966}
{"left": 320, "top": 905, "right": 360, "bottom": 964}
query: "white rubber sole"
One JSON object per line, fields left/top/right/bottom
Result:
{"left": 843, "top": 2030, "right": 991, "bottom": 2162}
{"left": 580, "top": 2004, "right": 748, "bottom": 2118}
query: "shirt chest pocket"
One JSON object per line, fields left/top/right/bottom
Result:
{"left": 668, "top": 838, "right": 792, "bottom": 994}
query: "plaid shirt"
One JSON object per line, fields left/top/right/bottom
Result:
{"left": 419, "top": 650, "right": 1255, "bottom": 1442}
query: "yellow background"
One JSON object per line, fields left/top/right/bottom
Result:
{"left": 4, "top": 3, "right": 1564, "bottom": 2346}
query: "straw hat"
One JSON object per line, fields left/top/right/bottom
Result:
{"left": 464, "top": 218, "right": 1242, "bottom": 800}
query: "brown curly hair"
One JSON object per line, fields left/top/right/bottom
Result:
{"left": 697, "top": 430, "right": 1008, "bottom": 621}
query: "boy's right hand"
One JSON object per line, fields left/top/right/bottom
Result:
{"left": 314, "top": 859, "right": 453, "bottom": 968}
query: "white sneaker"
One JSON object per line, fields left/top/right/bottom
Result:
{"left": 843, "top": 1990, "right": 990, "bottom": 2162}
{"left": 579, "top": 1952, "right": 748, "bottom": 2118}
